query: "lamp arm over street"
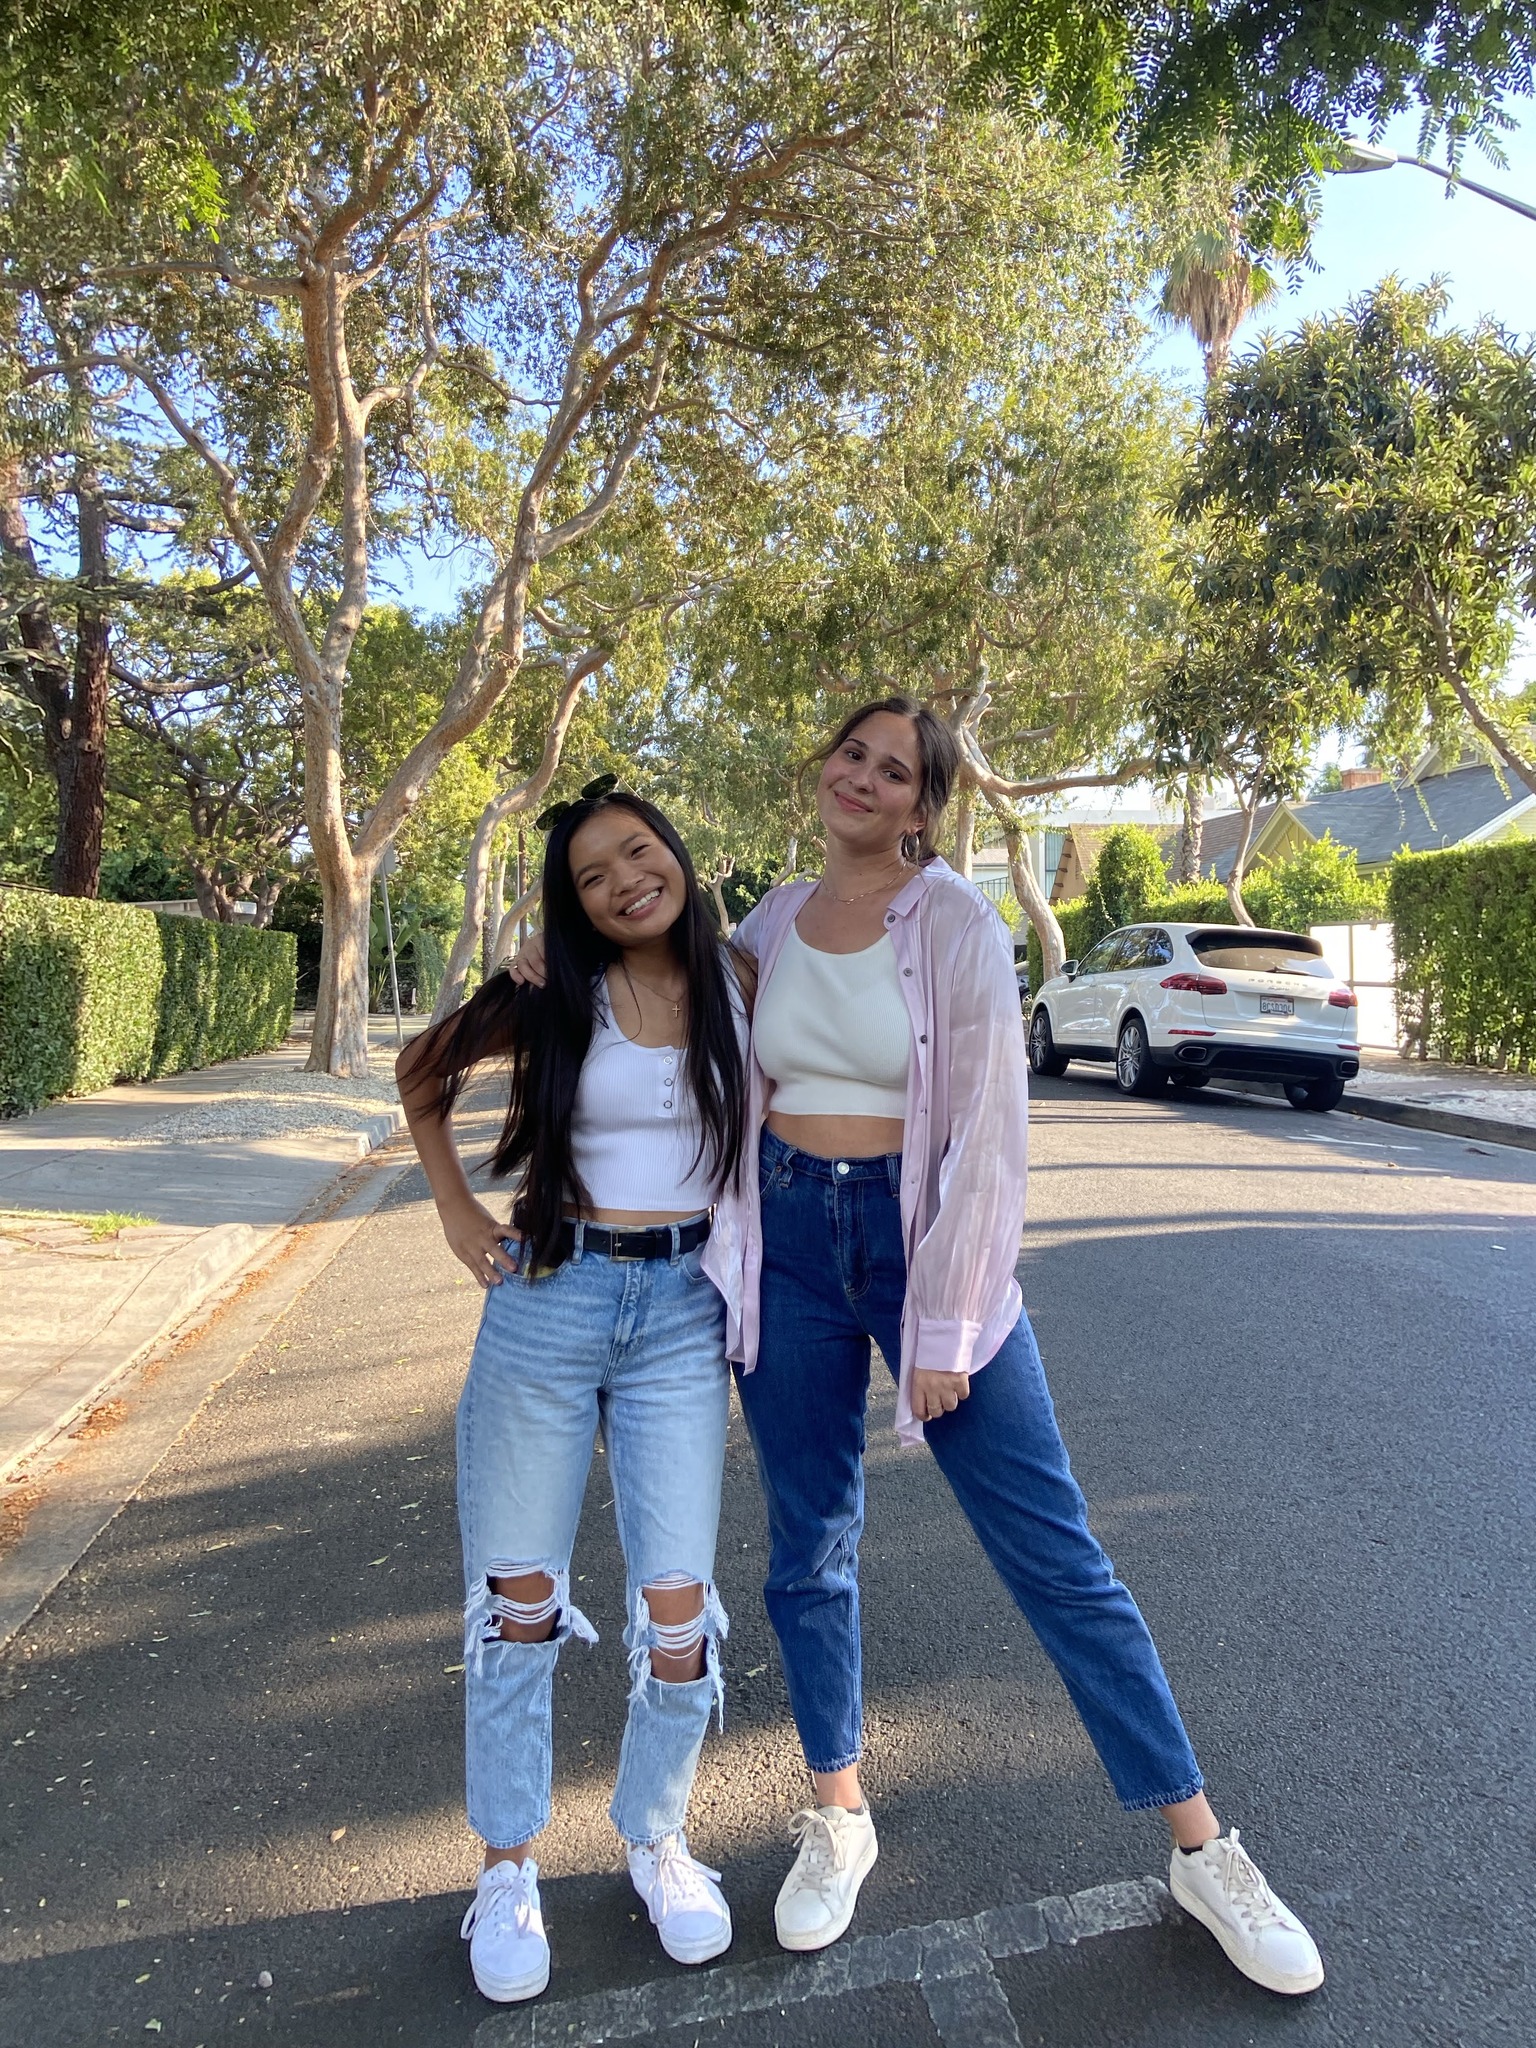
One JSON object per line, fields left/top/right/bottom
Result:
{"left": 1337, "top": 138, "right": 1536, "bottom": 226}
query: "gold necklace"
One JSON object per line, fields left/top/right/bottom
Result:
{"left": 816, "top": 861, "right": 912, "bottom": 906}
{"left": 620, "top": 960, "right": 686, "bottom": 1020}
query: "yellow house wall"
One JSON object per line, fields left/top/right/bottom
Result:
{"left": 1249, "top": 813, "right": 1311, "bottom": 868}
{"left": 1483, "top": 805, "right": 1536, "bottom": 844}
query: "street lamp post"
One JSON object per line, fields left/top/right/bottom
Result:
{"left": 1336, "top": 138, "right": 1536, "bottom": 226}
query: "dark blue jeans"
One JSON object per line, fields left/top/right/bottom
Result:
{"left": 735, "top": 1129, "right": 1204, "bottom": 1811}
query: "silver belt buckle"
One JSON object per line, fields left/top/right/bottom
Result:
{"left": 610, "top": 1230, "right": 647, "bottom": 1261}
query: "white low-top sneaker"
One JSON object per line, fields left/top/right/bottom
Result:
{"left": 627, "top": 1833, "right": 733, "bottom": 1965}
{"left": 1169, "top": 1830, "right": 1324, "bottom": 1995}
{"left": 460, "top": 1857, "right": 551, "bottom": 2003}
{"left": 774, "top": 1805, "right": 878, "bottom": 1953}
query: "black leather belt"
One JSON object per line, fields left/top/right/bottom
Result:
{"left": 551, "top": 1215, "right": 711, "bottom": 1263}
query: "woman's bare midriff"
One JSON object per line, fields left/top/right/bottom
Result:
{"left": 766, "top": 1112, "right": 905, "bottom": 1160}
{"left": 564, "top": 1207, "right": 706, "bottom": 1227}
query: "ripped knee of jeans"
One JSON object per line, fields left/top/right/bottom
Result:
{"left": 463, "top": 1560, "right": 599, "bottom": 1676}
{"left": 625, "top": 1573, "right": 729, "bottom": 1727}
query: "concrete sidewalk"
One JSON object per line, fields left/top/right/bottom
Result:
{"left": 0, "top": 1019, "right": 415, "bottom": 1479}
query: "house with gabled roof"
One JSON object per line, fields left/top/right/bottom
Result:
{"left": 1200, "top": 762, "right": 1536, "bottom": 883}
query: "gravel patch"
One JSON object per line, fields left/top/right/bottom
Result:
{"left": 119, "top": 1068, "right": 400, "bottom": 1146}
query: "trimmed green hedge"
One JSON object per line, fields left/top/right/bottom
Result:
{"left": 1388, "top": 840, "right": 1536, "bottom": 1071}
{"left": 154, "top": 914, "right": 297, "bottom": 1074}
{"left": 0, "top": 893, "right": 162, "bottom": 1109}
{"left": 0, "top": 890, "right": 296, "bottom": 1114}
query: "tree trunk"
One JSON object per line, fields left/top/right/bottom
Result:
{"left": 190, "top": 864, "right": 223, "bottom": 920}
{"left": 434, "top": 787, "right": 511, "bottom": 1024}
{"left": 516, "top": 825, "right": 529, "bottom": 948}
{"left": 1175, "top": 773, "right": 1204, "bottom": 884}
{"left": 491, "top": 873, "right": 544, "bottom": 970}
{"left": 53, "top": 609, "right": 109, "bottom": 897}
{"left": 1000, "top": 815, "right": 1065, "bottom": 982}
{"left": 1225, "top": 796, "right": 1259, "bottom": 927}
{"left": 709, "top": 858, "right": 735, "bottom": 936}
{"left": 483, "top": 836, "right": 507, "bottom": 983}
{"left": 1421, "top": 581, "right": 1536, "bottom": 797}
{"left": 951, "top": 790, "right": 975, "bottom": 878}
{"left": 311, "top": 854, "right": 374, "bottom": 1073}
{"left": 252, "top": 874, "right": 282, "bottom": 928}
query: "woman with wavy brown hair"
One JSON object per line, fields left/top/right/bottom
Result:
{"left": 708, "top": 695, "right": 1323, "bottom": 1997}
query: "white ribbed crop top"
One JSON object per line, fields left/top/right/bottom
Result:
{"left": 568, "top": 978, "right": 740, "bottom": 1214}
{"left": 754, "top": 925, "right": 910, "bottom": 1119}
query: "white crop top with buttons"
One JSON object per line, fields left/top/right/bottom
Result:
{"left": 568, "top": 978, "right": 742, "bottom": 1213}
{"left": 753, "top": 924, "right": 911, "bottom": 1120}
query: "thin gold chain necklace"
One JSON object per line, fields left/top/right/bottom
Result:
{"left": 816, "top": 861, "right": 912, "bottom": 906}
{"left": 620, "top": 959, "right": 685, "bottom": 1021}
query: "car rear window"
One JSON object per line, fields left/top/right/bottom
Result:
{"left": 1187, "top": 931, "right": 1330, "bottom": 975}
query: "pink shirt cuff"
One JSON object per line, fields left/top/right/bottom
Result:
{"left": 912, "top": 1317, "right": 982, "bottom": 1377}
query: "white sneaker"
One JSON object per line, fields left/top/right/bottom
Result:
{"left": 628, "top": 1832, "right": 733, "bottom": 1965}
{"left": 1169, "top": 1830, "right": 1324, "bottom": 1995}
{"left": 460, "top": 1857, "right": 551, "bottom": 2003}
{"left": 773, "top": 1805, "right": 878, "bottom": 1952}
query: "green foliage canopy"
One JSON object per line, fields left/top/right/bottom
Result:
{"left": 1177, "top": 280, "right": 1536, "bottom": 796}
{"left": 969, "top": 1, "right": 1536, "bottom": 253}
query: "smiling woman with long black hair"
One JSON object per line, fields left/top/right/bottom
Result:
{"left": 396, "top": 781, "right": 746, "bottom": 2006}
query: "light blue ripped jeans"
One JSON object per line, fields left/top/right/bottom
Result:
{"left": 456, "top": 1227, "right": 730, "bottom": 1850}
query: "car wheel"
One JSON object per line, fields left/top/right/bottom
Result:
{"left": 1028, "top": 1006, "right": 1069, "bottom": 1078}
{"left": 1284, "top": 1076, "right": 1346, "bottom": 1113}
{"left": 1115, "top": 1015, "right": 1165, "bottom": 1097}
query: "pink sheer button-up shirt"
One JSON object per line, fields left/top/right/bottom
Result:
{"left": 702, "top": 859, "right": 1030, "bottom": 1446}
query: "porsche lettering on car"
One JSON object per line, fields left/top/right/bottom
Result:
{"left": 1027, "top": 925, "right": 1361, "bottom": 1112}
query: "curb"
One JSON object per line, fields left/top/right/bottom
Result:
{"left": 0, "top": 1109, "right": 407, "bottom": 1484}
{"left": 1219, "top": 1077, "right": 1536, "bottom": 1153}
{"left": 1336, "top": 1091, "right": 1536, "bottom": 1154}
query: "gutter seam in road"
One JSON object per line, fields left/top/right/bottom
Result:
{"left": 475, "top": 1874, "right": 1177, "bottom": 2047}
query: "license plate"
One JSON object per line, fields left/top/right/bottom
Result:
{"left": 1260, "top": 995, "right": 1294, "bottom": 1017}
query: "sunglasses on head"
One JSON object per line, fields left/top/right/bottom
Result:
{"left": 534, "top": 773, "right": 621, "bottom": 834}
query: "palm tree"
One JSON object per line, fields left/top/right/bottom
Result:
{"left": 1159, "top": 218, "right": 1275, "bottom": 385}
{"left": 1162, "top": 211, "right": 1275, "bottom": 882}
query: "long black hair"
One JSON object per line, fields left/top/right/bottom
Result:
{"left": 412, "top": 790, "right": 746, "bottom": 1267}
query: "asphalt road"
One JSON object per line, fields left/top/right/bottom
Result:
{"left": 2, "top": 1073, "right": 1533, "bottom": 2048}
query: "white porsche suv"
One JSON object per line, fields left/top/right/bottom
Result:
{"left": 1027, "top": 924, "right": 1362, "bottom": 1111}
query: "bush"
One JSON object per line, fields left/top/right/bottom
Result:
{"left": 1022, "top": 837, "right": 1387, "bottom": 986}
{"left": 1084, "top": 826, "right": 1167, "bottom": 941}
{"left": 0, "top": 891, "right": 162, "bottom": 1111}
{"left": 0, "top": 889, "right": 296, "bottom": 1114}
{"left": 1388, "top": 840, "right": 1536, "bottom": 1071}
{"left": 1262, "top": 833, "right": 1386, "bottom": 931}
{"left": 152, "top": 916, "right": 296, "bottom": 1075}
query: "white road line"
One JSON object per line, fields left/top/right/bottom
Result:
{"left": 475, "top": 1874, "right": 1176, "bottom": 2047}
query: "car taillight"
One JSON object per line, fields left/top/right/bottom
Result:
{"left": 1161, "top": 972, "right": 1228, "bottom": 996}
{"left": 1328, "top": 988, "right": 1358, "bottom": 1009}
